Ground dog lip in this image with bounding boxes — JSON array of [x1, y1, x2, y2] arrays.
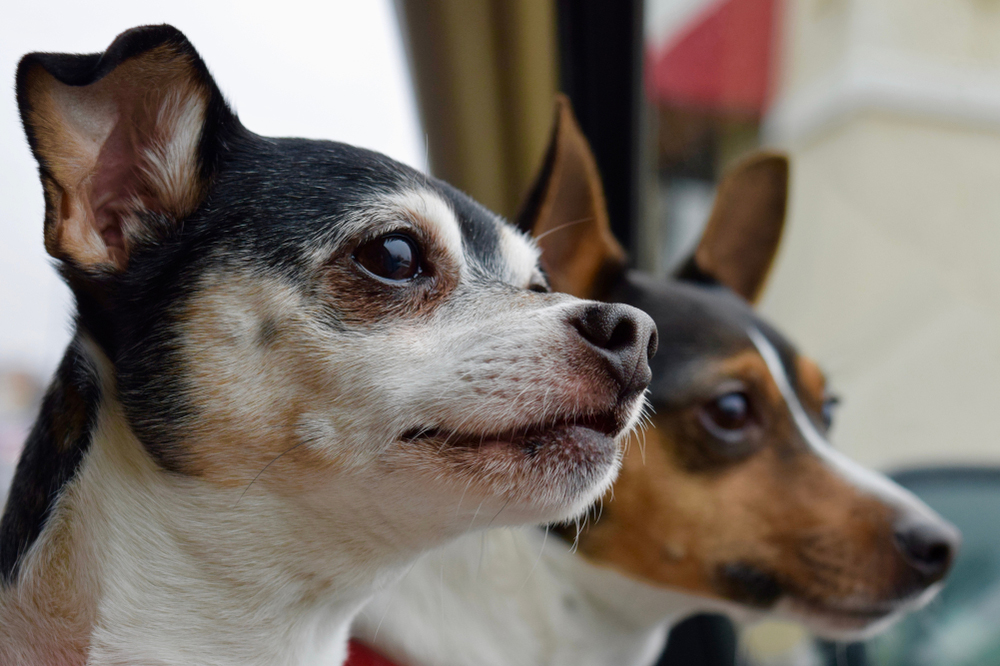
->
[[401, 409, 624, 448], [784, 582, 911, 625], [717, 562, 901, 624], [788, 596, 899, 624]]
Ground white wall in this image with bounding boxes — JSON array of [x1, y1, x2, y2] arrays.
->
[[763, 0, 1000, 470]]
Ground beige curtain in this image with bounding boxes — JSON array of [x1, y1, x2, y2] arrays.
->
[[395, 0, 558, 219]]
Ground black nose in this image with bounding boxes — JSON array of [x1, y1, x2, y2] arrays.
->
[[569, 303, 657, 397], [894, 516, 961, 583]]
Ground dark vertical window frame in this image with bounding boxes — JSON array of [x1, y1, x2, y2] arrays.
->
[[556, 0, 645, 256]]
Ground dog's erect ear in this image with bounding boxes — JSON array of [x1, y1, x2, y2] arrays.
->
[[676, 152, 789, 303], [516, 95, 626, 299], [17, 25, 236, 272]]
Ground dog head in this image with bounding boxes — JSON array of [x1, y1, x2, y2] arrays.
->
[[525, 98, 959, 639], [12, 27, 655, 563]]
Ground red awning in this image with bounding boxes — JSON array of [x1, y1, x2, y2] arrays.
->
[[646, 0, 780, 116]]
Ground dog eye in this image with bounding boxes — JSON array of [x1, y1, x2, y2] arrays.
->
[[699, 391, 752, 439], [355, 233, 423, 282], [821, 394, 840, 429]]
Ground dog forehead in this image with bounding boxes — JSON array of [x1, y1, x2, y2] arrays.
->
[[615, 274, 801, 402], [193, 137, 538, 286], [434, 181, 540, 283]]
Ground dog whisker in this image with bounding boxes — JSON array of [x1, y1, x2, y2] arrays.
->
[[485, 498, 511, 531], [234, 436, 318, 507], [533, 216, 594, 242], [454, 475, 477, 519], [515, 526, 549, 597], [371, 558, 420, 642]]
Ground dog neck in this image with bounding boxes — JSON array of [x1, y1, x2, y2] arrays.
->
[[0, 340, 414, 666], [356, 528, 721, 666]]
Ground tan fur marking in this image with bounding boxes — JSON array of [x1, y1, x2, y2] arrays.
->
[[796, 356, 828, 415], [0, 477, 97, 665], [179, 276, 341, 487]]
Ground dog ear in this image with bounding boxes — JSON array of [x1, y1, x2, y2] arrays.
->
[[16, 25, 236, 273], [516, 95, 627, 299], [675, 152, 789, 303]]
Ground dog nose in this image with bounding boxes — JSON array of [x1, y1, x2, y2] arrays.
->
[[570, 303, 657, 397], [893, 516, 961, 583]]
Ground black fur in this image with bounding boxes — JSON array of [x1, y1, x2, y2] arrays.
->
[[0, 344, 100, 582], [672, 255, 721, 289], [715, 562, 783, 608]]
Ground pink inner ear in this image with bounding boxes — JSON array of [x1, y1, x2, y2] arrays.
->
[[89, 111, 147, 255], [27, 46, 210, 270]]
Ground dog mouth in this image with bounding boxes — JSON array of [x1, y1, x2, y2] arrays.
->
[[401, 408, 625, 452], [790, 598, 897, 624], [398, 399, 643, 517], [716, 562, 899, 628]]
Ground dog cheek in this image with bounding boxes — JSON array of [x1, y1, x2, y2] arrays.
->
[[169, 273, 360, 487]]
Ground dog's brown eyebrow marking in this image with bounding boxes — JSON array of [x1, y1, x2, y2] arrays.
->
[[795, 356, 827, 412]]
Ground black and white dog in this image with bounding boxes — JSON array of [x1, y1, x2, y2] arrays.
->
[[0, 26, 655, 665]]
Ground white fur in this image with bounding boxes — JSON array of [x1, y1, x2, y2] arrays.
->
[[355, 528, 741, 666], [140, 86, 208, 215], [2, 346, 381, 665], [497, 224, 543, 288]]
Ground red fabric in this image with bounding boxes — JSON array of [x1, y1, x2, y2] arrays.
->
[[345, 639, 402, 666], [646, 0, 781, 115]]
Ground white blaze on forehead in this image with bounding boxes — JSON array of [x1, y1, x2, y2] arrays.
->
[[498, 224, 542, 287], [746, 327, 939, 519], [387, 189, 466, 271]]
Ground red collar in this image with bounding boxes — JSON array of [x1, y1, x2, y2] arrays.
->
[[346, 639, 403, 666]]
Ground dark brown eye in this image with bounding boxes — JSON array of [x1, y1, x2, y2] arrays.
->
[[821, 394, 840, 429], [700, 391, 752, 440], [355, 233, 423, 282]]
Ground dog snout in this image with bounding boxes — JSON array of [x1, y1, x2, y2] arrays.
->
[[893, 513, 961, 584], [569, 303, 657, 397]]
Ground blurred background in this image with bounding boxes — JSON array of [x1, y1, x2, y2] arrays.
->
[[3, 0, 999, 664]]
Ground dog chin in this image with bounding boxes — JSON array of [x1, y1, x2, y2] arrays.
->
[[715, 562, 943, 643], [779, 583, 943, 642], [521, 393, 648, 524]]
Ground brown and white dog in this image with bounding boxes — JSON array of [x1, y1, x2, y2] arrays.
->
[[352, 99, 960, 666], [0, 31, 655, 665]]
